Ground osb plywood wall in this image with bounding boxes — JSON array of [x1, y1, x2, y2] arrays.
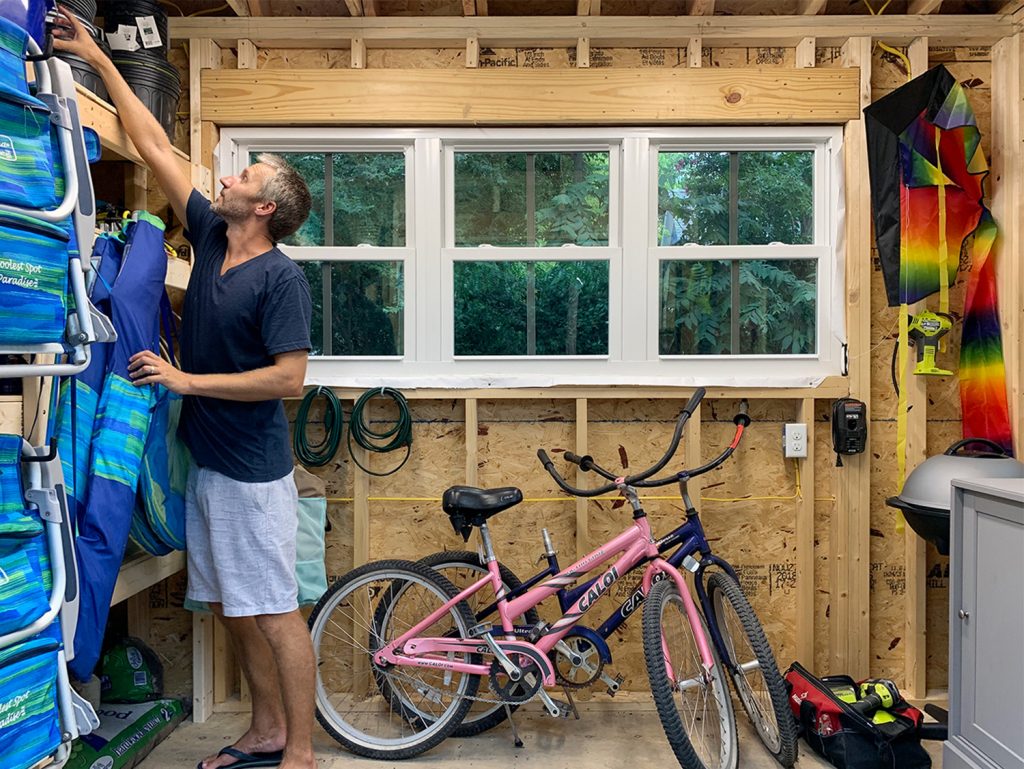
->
[[145, 39, 995, 696]]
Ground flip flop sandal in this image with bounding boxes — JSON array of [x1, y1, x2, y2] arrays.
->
[[196, 746, 285, 769]]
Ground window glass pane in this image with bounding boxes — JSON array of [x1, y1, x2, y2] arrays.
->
[[738, 151, 813, 245], [657, 152, 729, 246], [659, 259, 816, 355], [332, 153, 406, 246], [454, 261, 609, 356], [300, 260, 403, 356], [657, 150, 814, 246], [454, 152, 610, 247], [254, 152, 325, 247]]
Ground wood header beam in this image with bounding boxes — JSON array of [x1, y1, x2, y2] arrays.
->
[[202, 67, 861, 125], [169, 15, 1014, 48]]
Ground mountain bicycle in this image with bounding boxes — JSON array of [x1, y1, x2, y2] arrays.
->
[[308, 389, 793, 768], [401, 397, 798, 766]]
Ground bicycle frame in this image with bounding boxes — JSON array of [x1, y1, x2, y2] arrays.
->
[[468, 501, 741, 674], [375, 513, 715, 686]]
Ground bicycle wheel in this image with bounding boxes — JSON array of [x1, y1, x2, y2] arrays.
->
[[308, 559, 479, 759], [707, 571, 797, 767], [642, 578, 738, 769], [418, 551, 542, 737]]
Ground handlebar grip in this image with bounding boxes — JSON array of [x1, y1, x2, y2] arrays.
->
[[537, 448, 554, 468], [682, 387, 706, 416], [563, 451, 582, 465], [563, 452, 596, 471], [734, 398, 751, 427]]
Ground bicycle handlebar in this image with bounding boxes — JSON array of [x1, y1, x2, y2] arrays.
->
[[537, 392, 749, 497]]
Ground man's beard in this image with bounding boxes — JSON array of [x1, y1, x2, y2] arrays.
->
[[210, 194, 255, 223]]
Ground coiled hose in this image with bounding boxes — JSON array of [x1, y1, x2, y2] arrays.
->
[[293, 386, 344, 467], [347, 387, 413, 477]]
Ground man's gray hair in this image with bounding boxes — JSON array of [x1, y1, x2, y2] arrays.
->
[[256, 153, 312, 243]]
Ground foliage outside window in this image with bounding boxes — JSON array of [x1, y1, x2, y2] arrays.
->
[[269, 151, 406, 357], [656, 150, 817, 356]]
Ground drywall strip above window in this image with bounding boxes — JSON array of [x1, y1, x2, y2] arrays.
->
[[200, 68, 861, 126]]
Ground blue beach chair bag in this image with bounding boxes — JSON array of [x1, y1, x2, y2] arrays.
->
[[0, 211, 70, 345], [0, 628, 63, 769], [0, 18, 59, 211], [0, 435, 50, 638]]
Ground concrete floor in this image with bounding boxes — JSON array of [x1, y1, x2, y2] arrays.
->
[[138, 696, 945, 769]]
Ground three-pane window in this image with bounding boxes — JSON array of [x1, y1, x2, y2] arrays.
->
[[227, 128, 842, 385]]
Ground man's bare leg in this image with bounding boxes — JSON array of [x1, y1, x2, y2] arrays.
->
[[200, 606, 288, 769], [255, 609, 317, 769]]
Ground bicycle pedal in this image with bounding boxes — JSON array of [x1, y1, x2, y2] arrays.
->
[[536, 689, 572, 718], [468, 622, 493, 637]]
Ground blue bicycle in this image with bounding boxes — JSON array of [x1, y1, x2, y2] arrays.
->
[[410, 392, 797, 766]]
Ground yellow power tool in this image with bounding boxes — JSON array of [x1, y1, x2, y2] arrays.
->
[[908, 311, 954, 376]]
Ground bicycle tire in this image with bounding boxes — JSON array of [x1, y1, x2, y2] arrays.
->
[[642, 578, 738, 769], [707, 571, 798, 767], [308, 559, 479, 759], [419, 550, 542, 737]]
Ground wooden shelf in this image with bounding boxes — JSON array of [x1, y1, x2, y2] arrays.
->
[[76, 85, 191, 177], [111, 550, 186, 606]]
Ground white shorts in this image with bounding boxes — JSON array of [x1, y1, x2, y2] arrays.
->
[[185, 464, 299, 617]]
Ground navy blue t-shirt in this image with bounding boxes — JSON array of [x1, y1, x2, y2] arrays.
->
[[178, 189, 311, 482]]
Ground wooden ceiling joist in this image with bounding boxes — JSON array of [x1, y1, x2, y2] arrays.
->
[[344, 0, 363, 16], [908, 0, 943, 13], [169, 15, 1015, 48], [364, 0, 377, 16], [244, 0, 268, 16], [463, 0, 476, 15], [225, 0, 249, 16], [688, 0, 715, 15]]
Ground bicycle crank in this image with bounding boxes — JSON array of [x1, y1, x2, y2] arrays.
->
[[488, 646, 548, 704]]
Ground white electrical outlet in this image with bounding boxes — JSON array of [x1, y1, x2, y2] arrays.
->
[[783, 423, 808, 458]]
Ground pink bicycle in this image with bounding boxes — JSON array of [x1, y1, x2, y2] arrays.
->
[[309, 389, 743, 767]]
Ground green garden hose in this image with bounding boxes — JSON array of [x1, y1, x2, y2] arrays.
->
[[293, 386, 344, 467], [347, 387, 413, 477]]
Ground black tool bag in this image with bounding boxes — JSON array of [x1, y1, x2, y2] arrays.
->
[[785, 662, 932, 769]]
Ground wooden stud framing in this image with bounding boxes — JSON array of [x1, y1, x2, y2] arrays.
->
[[353, 443, 370, 567], [798, 0, 828, 13], [687, 37, 702, 67], [125, 593, 150, 645], [236, 38, 257, 69], [796, 399, 816, 667], [466, 35, 479, 68], [577, 0, 592, 13], [351, 37, 366, 69], [683, 402, 703, 513], [688, 0, 715, 14], [364, 0, 377, 17], [123, 164, 147, 212], [992, 31, 1024, 460], [477, 0, 489, 16], [835, 36, 873, 680], [213, 618, 234, 703], [170, 15, 1014, 48], [462, 0, 476, 15], [903, 35, 929, 700], [192, 613, 215, 723], [465, 398, 479, 486], [201, 68, 861, 126], [575, 399, 589, 560], [577, 37, 591, 68], [796, 36, 816, 68], [189, 38, 220, 191], [344, 0, 362, 16]]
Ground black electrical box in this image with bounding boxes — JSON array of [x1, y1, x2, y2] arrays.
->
[[831, 398, 867, 456]]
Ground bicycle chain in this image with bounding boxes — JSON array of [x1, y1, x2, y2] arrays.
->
[[377, 653, 549, 708]]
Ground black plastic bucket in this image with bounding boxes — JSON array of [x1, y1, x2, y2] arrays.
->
[[57, 52, 108, 101], [100, 0, 168, 58], [62, 0, 98, 22], [112, 51, 180, 140]]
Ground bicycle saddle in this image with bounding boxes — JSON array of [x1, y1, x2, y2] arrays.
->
[[442, 485, 523, 541]]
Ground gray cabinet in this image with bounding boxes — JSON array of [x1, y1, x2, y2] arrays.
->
[[945, 478, 1024, 769]]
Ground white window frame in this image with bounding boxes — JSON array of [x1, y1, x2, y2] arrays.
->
[[219, 126, 844, 389]]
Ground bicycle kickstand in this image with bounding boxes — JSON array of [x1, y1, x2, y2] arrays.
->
[[504, 704, 524, 748], [561, 686, 581, 720]]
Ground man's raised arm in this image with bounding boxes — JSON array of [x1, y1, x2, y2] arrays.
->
[[52, 7, 192, 224]]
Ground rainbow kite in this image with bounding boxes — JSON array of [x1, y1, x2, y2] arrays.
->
[[865, 65, 1013, 455]]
